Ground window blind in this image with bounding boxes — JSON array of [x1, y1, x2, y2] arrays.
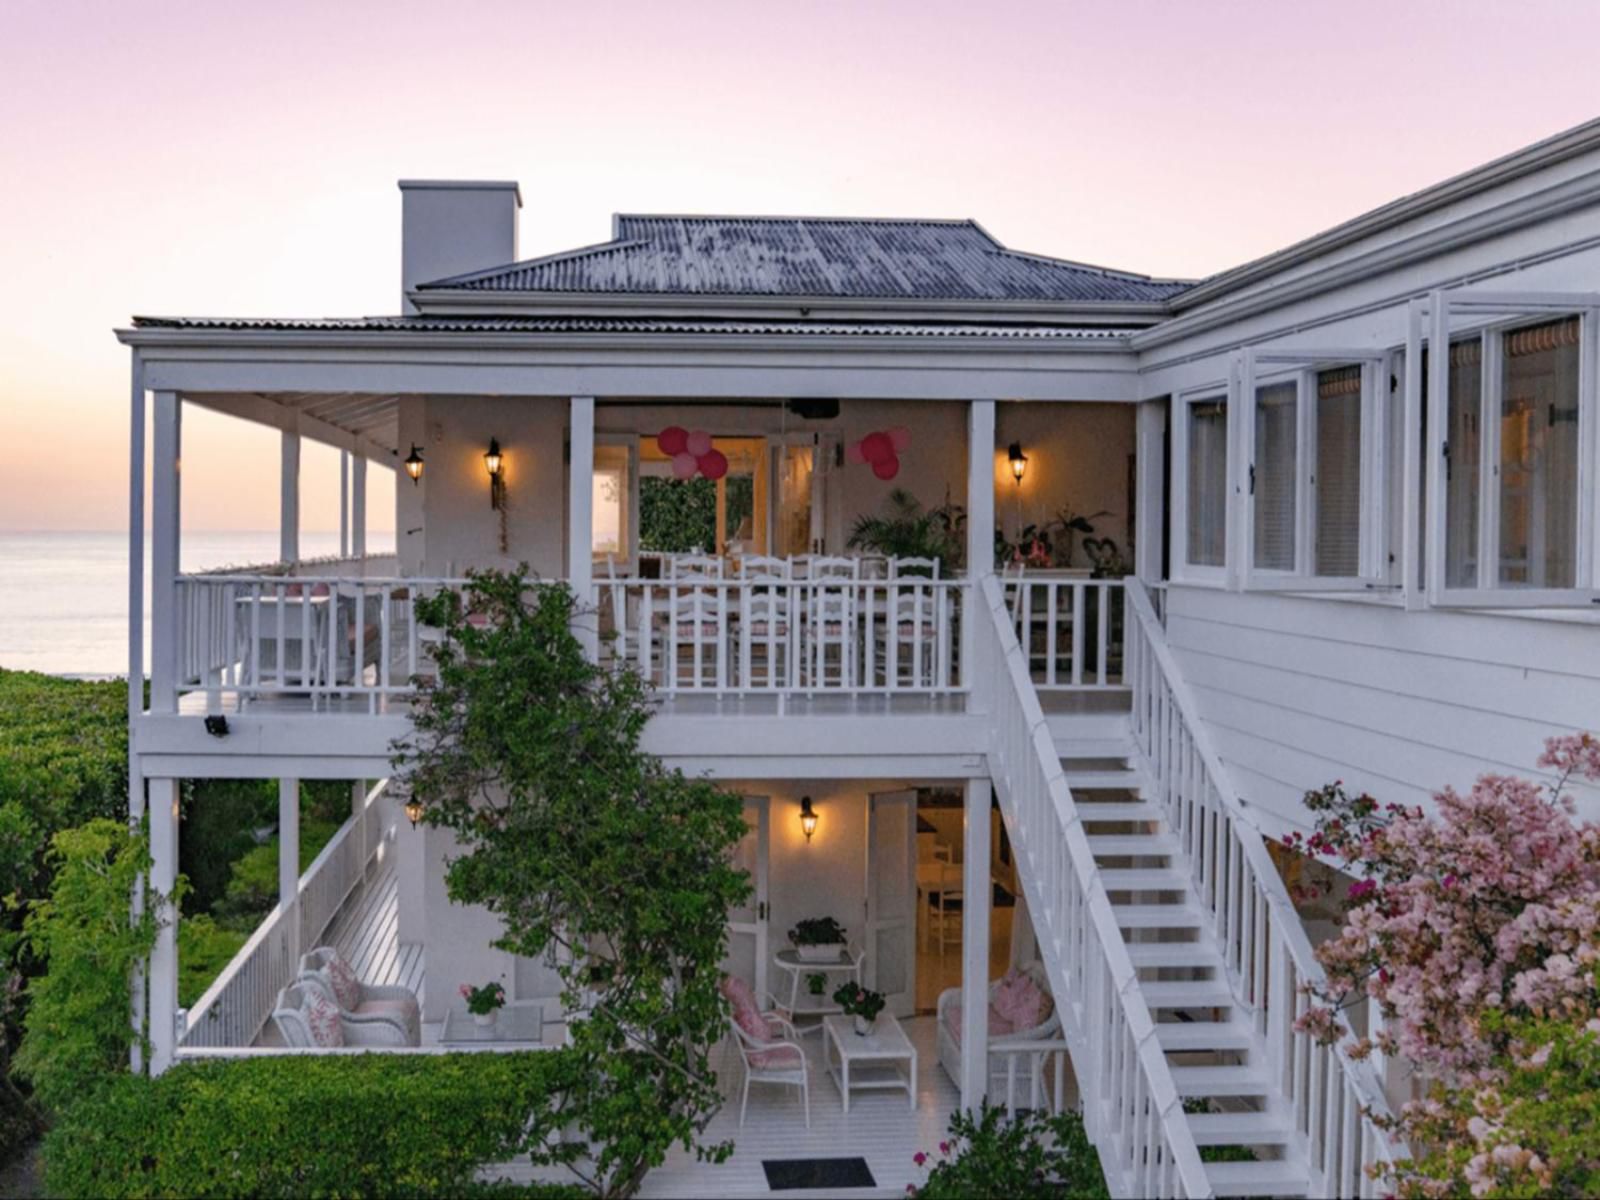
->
[[1186, 400, 1228, 567], [1315, 367, 1362, 576], [1253, 382, 1297, 571]]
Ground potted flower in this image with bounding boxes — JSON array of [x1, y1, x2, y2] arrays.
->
[[460, 980, 506, 1027], [834, 982, 886, 1036], [788, 916, 847, 963], [806, 972, 827, 997]]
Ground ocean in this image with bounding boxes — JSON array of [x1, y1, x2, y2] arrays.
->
[[0, 532, 394, 678]]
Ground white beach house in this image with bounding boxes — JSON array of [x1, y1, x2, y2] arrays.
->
[[118, 117, 1600, 1198]]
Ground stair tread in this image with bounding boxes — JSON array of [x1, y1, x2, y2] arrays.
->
[[1126, 942, 1217, 967], [1203, 1159, 1312, 1196], [1087, 834, 1179, 856], [1155, 1021, 1255, 1050], [1142, 980, 1234, 1006], [1061, 769, 1147, 790], [1169, 1064, 1273, 1096], [1186, 1111, 1297, 1144], [1100, 868, 1188, 889], [1076, 802, 1163, 823], [1113, 903, 1205, 928]]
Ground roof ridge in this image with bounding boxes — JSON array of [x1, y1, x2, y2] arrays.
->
[[418, 236, 645, 289], [615, 213, 981, 228]]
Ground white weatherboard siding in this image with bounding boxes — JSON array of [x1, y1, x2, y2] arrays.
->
[[1166, 585, 1600, 835]]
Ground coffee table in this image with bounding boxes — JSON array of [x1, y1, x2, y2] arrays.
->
[[822, 1013, 916, 1112], [439, 1000, 545, 1048]]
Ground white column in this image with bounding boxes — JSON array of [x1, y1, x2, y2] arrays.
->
[[339, 450, 350, 558], [150, 391, 181, 714], [351, 455, 368, 558], [126, 357, 146, 1069], [568, 396, 596, 656], [279, 778, 300, 967], [1134, 399, 1167, 583], [960, 775, 994, 1111], [280, 428, 301, 564], [964, 400, 996, 686], [147, 777, 180, 1074]]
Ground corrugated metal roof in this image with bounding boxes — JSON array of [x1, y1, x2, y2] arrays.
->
[[128, 314, 1135, 340], [416, 217, 1190, 304]]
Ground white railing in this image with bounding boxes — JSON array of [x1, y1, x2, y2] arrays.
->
[[973, 574, 1211, 1199], [1123, 581, 1400, 1197], [174, 575, 466, 711], [1004, 576, 1126, 690], [179, 782, 394, 1050], [595, 578, 965, 698]]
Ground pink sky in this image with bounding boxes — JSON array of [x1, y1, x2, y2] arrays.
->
[[2, 0, 1598, 533]]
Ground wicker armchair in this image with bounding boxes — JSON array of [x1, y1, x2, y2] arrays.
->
[[297, 946, 421, 1047]]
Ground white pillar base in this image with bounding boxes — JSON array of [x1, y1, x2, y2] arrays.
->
[[959, 775, 994, 1111]]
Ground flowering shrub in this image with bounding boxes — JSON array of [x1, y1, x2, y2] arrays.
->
[[909, 1103, 1107, 1199], [1287, 732, 1600, 1197], [460, 981, 507, 1016], [832, 983, 885, 1023]]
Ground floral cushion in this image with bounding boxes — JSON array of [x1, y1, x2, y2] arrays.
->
[[943, 1001, 1013, 1045], [994, 972, 1053, 1032], [305, 989, 345, 1048], [720, 976, 774, 1044], [748, 1041, 804, 1070], [325, 954, 362, 1010]]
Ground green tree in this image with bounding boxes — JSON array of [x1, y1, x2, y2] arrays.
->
[[394, 570, 749, 1198], [639, 476, 717, 553], [13, 819, 166, 1115]]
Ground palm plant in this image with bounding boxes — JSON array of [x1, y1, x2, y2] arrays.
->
[[847, 489, 962, 568]]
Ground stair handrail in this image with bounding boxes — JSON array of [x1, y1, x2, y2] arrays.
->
[[1122, 579, 1401, 1194], [975, 574, 1213, 1198]]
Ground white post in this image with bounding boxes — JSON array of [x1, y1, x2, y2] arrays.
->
[[353, 779, 367, 868], [339, 450, 350, 558], [127, 356, 147, 1070], [964, 400, 996, 686], [351, 455, 368, 559], [279, 778, 300, 967], [150, 391, 181, 714], [1135, 399, 1167, 583], [960, 775, 994, 1112], [280, 427, 301, 564], [569, 396, 596, 656], [147, 777, 180, 1074]]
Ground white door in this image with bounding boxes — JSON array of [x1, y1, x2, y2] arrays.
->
[[866, 789, 918, 1018], [724, 797, 771, 1001]]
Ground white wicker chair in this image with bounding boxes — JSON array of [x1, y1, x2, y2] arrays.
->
[[272, 981, 413, 1048], [297, 947, 421, 1047], [936, 962, 1062, 1105], [728, 1009, 810, 1128]]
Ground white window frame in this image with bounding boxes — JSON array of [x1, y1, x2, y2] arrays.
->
[[1238, 346, 1389, 592], [1425, 289, 1600, 609], [594, 433, 639, 565], [1172, 381, 1233, 585]]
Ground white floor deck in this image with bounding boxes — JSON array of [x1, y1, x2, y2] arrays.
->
[[322, 851, 426, 1000]]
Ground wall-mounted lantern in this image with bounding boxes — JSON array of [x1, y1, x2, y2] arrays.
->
[[403, 795, 425, 827], [404, 444, 425, 485], [799, 796, 819, 842], [1008, 442, 1029, 485], [485, 438, 505, 511]]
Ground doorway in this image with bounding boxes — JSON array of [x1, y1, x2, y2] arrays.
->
[[912, 788, 1016, 1014]]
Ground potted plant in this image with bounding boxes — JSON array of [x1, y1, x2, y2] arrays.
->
[[806, 972, 827, 996], [460, 980, 506, 1027], [834, 982, 886, 1036], [788, 915, 847, 963]]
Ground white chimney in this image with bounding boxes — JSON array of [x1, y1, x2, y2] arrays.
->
[[399, 180, 522, 313]]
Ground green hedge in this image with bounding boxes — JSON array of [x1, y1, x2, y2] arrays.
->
[[43, 1051, 584, 1199]]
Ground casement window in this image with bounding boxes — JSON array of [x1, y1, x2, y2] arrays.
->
[[1238, 348, 1386, 589], [1178, 391, 1229, 576], [592, 438, 637, 561], [1424, 291, 1599, 607]]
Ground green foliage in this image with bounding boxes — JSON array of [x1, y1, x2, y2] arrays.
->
[[0, 671, 127, 839], [395, 570, 750, 1198], [177, 915, 247, 1009], [787, 915, 846, 946], [41, 1051, 586, 1199], [847, 488, 962, 569], [913, 1103, 1109, 1198], [832, 983, 885, 1022], [639, 476, 716, 553], [178, 778, 275, 915], [212, 817, 338, 928], [13, 820, 165, 1115]]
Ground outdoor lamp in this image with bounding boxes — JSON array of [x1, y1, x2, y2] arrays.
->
[[484, 437, 503, 479], [799, 796, 819, 842], [485, 438, 506, 513], [403, 795, 425, 828], [1008, 442, 1028, 485], [404, 444, 425, 484]]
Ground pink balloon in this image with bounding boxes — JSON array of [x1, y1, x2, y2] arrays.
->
[[698, 449, 729, 480], [671, 452, 699, 480], [686, 429, 713, 457], [888, 425, 912, 452], [871, 453, 900, 481], [657, 426, 688, 456], [845, 440, 869, 465], [860, 431, 894, 464]]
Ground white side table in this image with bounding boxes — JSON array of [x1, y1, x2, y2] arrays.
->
[[772, 947, 862, 1032], [822, 1013, 917, 1112]]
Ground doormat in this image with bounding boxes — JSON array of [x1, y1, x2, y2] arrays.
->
[[761, 1157, 877, 1190]]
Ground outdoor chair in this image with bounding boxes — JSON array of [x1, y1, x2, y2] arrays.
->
[[297, 946, 421, 1046], [721, 975, 809, 1128], [272, 980, 414, 1049]]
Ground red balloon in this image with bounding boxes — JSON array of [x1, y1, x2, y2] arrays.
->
[[699, 449, 729, 480], [686, 429, 714, 457], [871, 453, 900, 481], [671, 452, 699, 480], [657, 426, 689, 456], [888, 425, 912, 452], [861, 431, 894, 463]]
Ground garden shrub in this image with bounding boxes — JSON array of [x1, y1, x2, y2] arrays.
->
[[177, 915, 248, 1008], [911, 1103, 1109, 1198], [41, 1051, 585, 1199]]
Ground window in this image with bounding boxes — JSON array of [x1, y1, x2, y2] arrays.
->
[[1253, 381, 1297, 571], [1314, 367, 1363, 577], [1184, 396, 1228, 569], [1425, 293, 1598, 607], [592, 442, 634, 560]]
